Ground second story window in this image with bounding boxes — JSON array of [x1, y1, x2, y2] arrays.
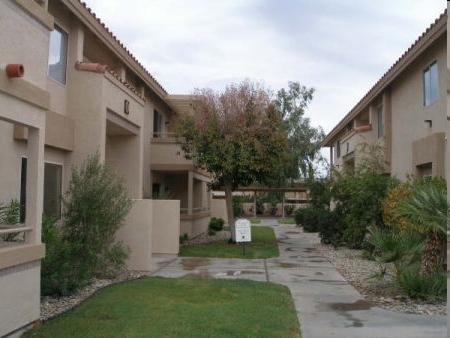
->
[[377, 105, 383, 138], [423, 61, 438, 106], [48, 25, 68, 84], [153, 110, 163, 137]]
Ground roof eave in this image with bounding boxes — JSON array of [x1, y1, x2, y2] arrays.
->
[[322, 10, 447, 147]]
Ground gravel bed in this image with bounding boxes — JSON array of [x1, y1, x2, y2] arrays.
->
[[182, 230, 232, 245], [315, 243, 446, 316]]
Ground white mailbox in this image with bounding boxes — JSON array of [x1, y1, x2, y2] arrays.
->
[[235, 218, 251, 243]]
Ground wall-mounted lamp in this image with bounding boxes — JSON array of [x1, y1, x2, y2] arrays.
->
[[424, 119, 432, 127]]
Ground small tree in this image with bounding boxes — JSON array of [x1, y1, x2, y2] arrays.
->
[[273, 82, 325, 180], [175, 80, 288, 240], [62, 153, 132, 279], [393, 183, 448, 275]]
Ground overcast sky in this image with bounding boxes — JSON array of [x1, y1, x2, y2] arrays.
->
[[83, 0, 445, 135]]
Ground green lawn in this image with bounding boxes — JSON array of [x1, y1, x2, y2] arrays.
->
[[277, 218, 296, 224], [180, 226, 279, 258], [24, 278, 300, 338], [250, 217, 261, 224]]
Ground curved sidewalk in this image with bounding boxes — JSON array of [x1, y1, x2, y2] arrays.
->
[[151, 220, 446, 338]]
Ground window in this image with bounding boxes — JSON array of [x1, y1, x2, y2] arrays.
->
[[336, 140, 341, 158], [423, 62, 438, 106], [377, 105, 383, 138], [43, 163, 62, 219], [20, 159, 62, 222], [416, 163, 432, 178], [153, 110, 163, 137], [48, 25, 68, 84]]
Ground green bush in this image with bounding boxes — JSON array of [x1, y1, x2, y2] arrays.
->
[[317, 208, 343, 247], [62, 153, 131, 284], [209, 217, 225, 232], [295, 207, 320, 232], [284, 204, 294, 216], [365, 226, 424, 273], [331, 168, 397, 249], [397, 268, 446, 300], [232, 196, 244, 217], [41, 217, 84, 296]]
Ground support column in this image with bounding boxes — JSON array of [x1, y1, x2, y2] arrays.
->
[[187, 171, 193, 215], [25, 127, 45, 244]]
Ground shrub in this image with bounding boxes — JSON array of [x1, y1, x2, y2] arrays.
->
[[179, 233, 188, 245], [209, 217, 225, 232], [318, 208, 344, 247], [62, 153, 132, 282], [331, 168, 397, 249], [284, 204, 294, 216], [365, 226, 424, 273], [41, 217, 83, 296], [269, 201, 278, 216], [397, 268, 446, 300], [295, 207, 321, 232], [232, 196, 244, 218]]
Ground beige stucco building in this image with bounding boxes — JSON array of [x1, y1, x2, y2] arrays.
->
[[0, 1, 212, 335], [323, 11, 447, 181]]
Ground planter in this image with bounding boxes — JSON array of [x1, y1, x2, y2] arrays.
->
[[354, 124, 372, 133], [6, 64, 24, 78], [75, 61, 108, 74]]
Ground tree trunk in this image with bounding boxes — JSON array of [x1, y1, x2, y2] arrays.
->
[[224, 182, 235, 242], [420, 231, 443, 275]]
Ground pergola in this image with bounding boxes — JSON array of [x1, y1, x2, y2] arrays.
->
[[235, 186, 309, 218]]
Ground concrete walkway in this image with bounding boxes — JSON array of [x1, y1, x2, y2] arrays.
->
[[151, 220, 446, 338]]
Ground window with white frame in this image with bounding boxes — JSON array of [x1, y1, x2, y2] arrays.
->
[[423, 61, 438, 106], [48, 24, 68, 84]]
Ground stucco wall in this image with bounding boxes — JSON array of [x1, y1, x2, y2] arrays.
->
[[116, 199, 153, 271], [0, 261, 41, 337], [151, 200, 180, 254], [390, 35, 446, 180], [211, 198, 228, 223]]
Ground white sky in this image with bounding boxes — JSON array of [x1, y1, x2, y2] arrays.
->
[[83, 0, 445, 136]]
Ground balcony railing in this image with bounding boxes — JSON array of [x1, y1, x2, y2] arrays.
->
[[152, 132, 176, 139], [0, 224, 32, 248]]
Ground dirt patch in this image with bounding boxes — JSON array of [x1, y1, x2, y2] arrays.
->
[[278, 262, 298, 268], [329, 299, 373, 311], [181, 258, 210, 271]]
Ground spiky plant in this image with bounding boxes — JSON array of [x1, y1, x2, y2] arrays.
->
[[393, 184, 448, 275]]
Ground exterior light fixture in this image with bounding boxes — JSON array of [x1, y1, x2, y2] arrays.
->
[[424, 119, 432, 127]]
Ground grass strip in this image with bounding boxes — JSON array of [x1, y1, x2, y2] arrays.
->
[[24, 277, 300, 338]]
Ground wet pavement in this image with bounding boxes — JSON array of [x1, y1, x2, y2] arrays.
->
[[151, 219, 447, 338]]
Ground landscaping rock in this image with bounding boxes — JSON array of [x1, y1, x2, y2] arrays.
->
[[315, 243, 446, 316]]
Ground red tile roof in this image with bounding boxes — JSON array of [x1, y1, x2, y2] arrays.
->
[[79, 0, 168, 97]]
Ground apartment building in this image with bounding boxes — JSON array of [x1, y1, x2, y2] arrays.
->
[[323, 11, 447, 181], [0, 1, 211, 335]]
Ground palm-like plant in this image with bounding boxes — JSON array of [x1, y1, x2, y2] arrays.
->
[[393, 184, 448, 275]]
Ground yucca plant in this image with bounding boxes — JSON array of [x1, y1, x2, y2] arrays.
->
[[393, 184, 448, 275]]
